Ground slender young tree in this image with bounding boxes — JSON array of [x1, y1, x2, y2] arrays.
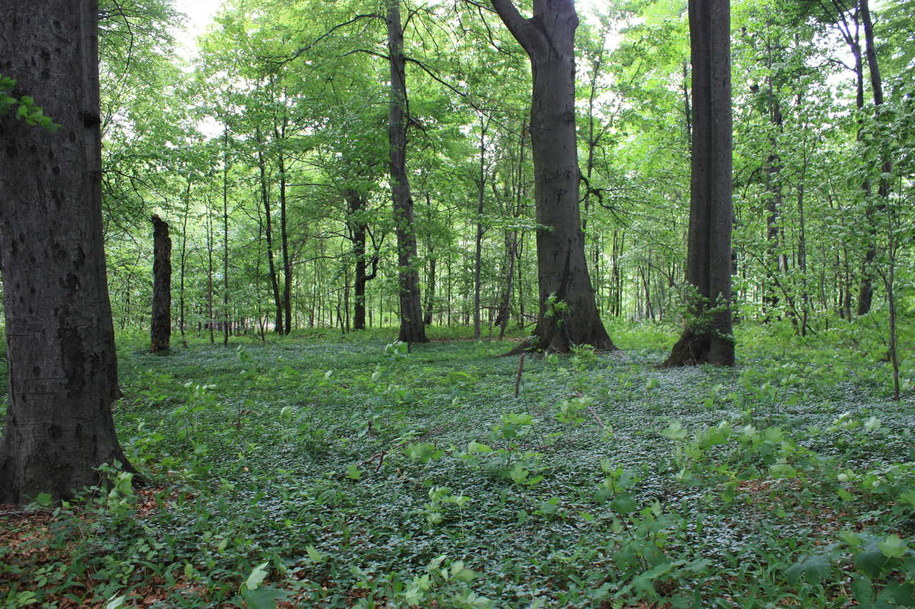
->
[[0, 0, 133, 503], [490, 0, 614, 352], [387, 0, 428, 344], [664, 0, 735, 366]]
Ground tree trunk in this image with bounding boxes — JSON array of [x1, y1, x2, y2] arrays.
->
[[856, 0, 890, 316], [222, 128, 231, 346], [346, 189, 378, 331], [424, 252, 436, 327], [491, 0, 614, 353], [0, 0, 132, 504], [277, 143, 292, 334], [473, 118, 488, 340], [150, 215, 172, 353], [664, 0, 735, 367], [206, 196, 215, 344], [179, 180, 191, 342], [256, 129, 283, 334], [387, 0, 428, 344]]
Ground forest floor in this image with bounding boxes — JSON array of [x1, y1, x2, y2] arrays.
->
[[1, 322, 914, 608]]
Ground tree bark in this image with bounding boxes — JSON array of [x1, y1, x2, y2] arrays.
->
[[222, 128, 231, 345], [0, 0, 133, 503], [664, 0, 735, 367], [855, 0, 890, 316], [150, 215, 172, 353], [275, 122, 293, 334], [255, 129, 284, 334], [491, 0, 614, 353], [473, 118, 488, 340], [387, 0, 428, 344], [345, 189, 378, 331]]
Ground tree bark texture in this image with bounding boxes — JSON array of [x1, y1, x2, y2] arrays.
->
[[387, 0, 428, 344], [150, 215, 172, 353], [0, 0, 132, 503], [491, 0, 614, 353], [664, 0, 735, 367]]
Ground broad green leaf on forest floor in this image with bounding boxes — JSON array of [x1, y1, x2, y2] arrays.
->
[[244, 562, 269, 591], [405, 441, 443, 463], [305, 545, 325, 563], [105, 594, 127, 609], [786, 554, 832, 584], [877, 534, 909, 558], [899, 489, 915, 508], [661, 421, 688, 441], [769, 463, 798, 478]]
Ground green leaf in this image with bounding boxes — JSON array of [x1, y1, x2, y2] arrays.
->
[[610, 493, 638, 514], [855, 545, 890, 579], [345, 464, 362, 480], [244, 562, 270, 591], [877, 583, 915, 607], [305, 545, 325, 563], [877, 534, 908, 559], [405, 441, 442, 463], [661, 421, 688, 441], [241, 586, 287, 609], [769, 463, 797, 478], [785, 554, 832, 584], [850, 575, 875, 604], [106, 594, 128, 609], [898, 489, 915, 509], [34, 492, 54, 507]]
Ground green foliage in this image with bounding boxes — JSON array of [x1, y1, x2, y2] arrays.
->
[[1, 328, 911, 607], [0, 75, 59, 131]]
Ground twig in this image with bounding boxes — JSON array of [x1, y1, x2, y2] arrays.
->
[[588, 406, 606, 429], [360, 450, 387, 473], [514, 352, 526, 398]]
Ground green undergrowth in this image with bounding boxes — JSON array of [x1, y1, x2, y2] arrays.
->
[[0, 322, 913, 608]]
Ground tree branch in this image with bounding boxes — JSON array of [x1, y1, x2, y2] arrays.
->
[[489, 0, 538, 55]]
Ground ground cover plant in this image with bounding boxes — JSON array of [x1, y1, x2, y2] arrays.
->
[[1, 322, 913, 608]]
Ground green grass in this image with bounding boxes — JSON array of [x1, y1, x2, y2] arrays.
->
[[1, 322, 913, 608]]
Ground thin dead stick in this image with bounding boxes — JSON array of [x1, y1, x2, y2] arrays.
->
[[514, 352, 526, 398], [588, 406, 606, 429]]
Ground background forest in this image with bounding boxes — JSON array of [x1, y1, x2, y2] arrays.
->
[[92, 0, 912, 356], [1, 0, 915, 607]]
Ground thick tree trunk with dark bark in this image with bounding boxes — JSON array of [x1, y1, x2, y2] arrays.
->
[[150, 215, 172, 353], [387, 0, 428, 345], [491, 0, 614, 353], [664, 0, 735, 367], [0, 0, 132, 504]]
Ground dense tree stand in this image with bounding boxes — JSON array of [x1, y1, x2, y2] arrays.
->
[[492, 0, 615, 354], [0, 0, 133, 503], [663, 0, 735, 367]]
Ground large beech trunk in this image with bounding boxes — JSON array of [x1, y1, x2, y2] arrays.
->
[[0, 0, 132, 503], [491, 0, 614, 353], [387, 0, 428, 344], [664, 0, 735, 367], [150, 215, 172, 353]]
